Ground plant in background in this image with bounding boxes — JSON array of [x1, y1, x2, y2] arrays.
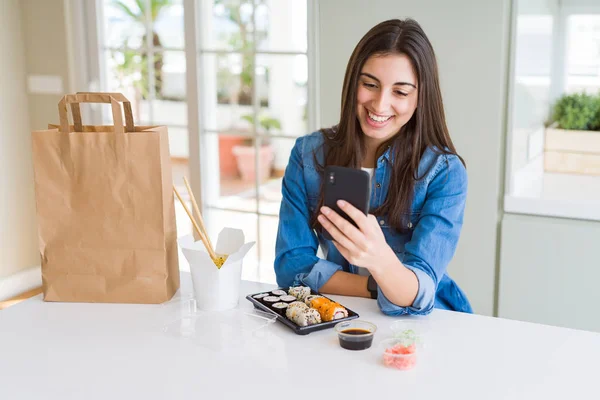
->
[[549, 92, 600, 131], [240, 113, 281, 145], [112, 0, 172, 99], [214, 0, 268, 105], [111, 48, 148, 118], [590, 95, 600, 131]]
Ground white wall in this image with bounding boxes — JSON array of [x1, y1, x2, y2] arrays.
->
[[563, 0, 600, 7], [499, 214, 600, 332], [21, 0, 70, 131], [0, 1, 39, 283], [317, 0, 510, 316]]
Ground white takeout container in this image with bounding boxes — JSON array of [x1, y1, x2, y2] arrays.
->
[[178, 228, 255, 311]]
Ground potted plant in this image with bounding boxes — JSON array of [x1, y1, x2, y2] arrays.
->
[[545, 92, 600, 176], [232, 114, 281, 183]]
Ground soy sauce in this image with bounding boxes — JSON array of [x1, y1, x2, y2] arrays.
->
[[339, 328, 373, 350], [342, 329, 371, 335]]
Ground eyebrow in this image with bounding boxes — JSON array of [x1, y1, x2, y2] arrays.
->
[[359, 72, 417, 88]]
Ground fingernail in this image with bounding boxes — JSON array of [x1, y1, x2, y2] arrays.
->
[[318, 215, 325, 223], [321, 207, 330, 215], [337, 200, 346, 207]]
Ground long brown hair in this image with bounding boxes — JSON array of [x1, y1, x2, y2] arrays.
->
[[312, 18, 464, 232]]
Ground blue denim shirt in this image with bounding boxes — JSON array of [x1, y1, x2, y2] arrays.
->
[[275, 131, 472, 315]]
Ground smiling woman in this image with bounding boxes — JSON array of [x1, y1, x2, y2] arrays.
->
[[356, 55, 418, 154], [275, 19, 472, 316]]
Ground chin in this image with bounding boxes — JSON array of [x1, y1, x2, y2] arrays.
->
[[359, 121, 399, 142]]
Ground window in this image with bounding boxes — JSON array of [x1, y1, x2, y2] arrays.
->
[[504, 0, 600, 222], [565, 14, 600, 94], [83, 0, 315, 283], [192, 0, 310, 284], [99, 0, 188, 148]]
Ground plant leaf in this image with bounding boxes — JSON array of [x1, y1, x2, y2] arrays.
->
[[112, 0, 141, 23]]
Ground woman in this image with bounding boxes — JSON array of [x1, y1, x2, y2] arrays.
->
[[274, 18, 472, 315]]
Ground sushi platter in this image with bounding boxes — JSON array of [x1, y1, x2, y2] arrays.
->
[[246, 286, 359, 335]]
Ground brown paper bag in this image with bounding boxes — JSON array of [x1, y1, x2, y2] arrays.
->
[[31, 93, 180, 303]]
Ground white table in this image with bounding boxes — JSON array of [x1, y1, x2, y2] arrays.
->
[[1, 272, 599, 400]]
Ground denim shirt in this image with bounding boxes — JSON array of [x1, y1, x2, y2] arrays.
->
[[274, 131, 473, 315]]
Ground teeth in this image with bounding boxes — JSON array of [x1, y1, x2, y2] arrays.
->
[[368, 111, 392, 123]]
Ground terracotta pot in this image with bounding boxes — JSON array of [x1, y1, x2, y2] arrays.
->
[[232, 144, 275, 183], [219, 136, 246, 178]]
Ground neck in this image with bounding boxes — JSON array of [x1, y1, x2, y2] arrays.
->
[[362, 137, 380, 168], [361, 154, 376, 168]]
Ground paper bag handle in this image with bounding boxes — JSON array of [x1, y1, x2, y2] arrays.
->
[[73, 92, 135, 132], [58, 93, 135, 134]]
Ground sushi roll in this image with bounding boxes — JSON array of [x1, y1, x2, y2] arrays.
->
[[304, 294, 324, 306], [288, 286, 311, 301], [262, 296, 280, 305], [271, 289, 287, 296], [301, 308, 322, 326], [285, 301, 322, 326], [285, 301, 309, 320], [320, 302, 348, 321], [280, 295, 298, 303], [252, 292, 269, 300], [271, 302, 288, 316], [307, 296, 330, 310], [305, 296, 348, 322], [285, 301, 307, 325]]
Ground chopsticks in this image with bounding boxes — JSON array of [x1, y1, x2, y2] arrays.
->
[[182, 177, 214, 253], [173, 179, 218, 262]]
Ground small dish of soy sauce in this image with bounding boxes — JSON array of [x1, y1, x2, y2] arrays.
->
[[334, 320, 377, 350]]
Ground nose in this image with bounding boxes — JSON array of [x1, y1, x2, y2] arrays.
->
[[372, 91, 391, 114]]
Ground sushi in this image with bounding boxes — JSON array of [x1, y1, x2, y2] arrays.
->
[[262, 296, 280, 305], [304, 294, 324, 306], [271, 289, 287, 296], [288, 286, 311, 301], [271, 302, 289, 315], [280, 295, 298, 303], [320, 302, 348, 322], [305, 296, 329, 309], [285, 301, 321, 326], [305, 296, 348, 322], [252, 293, 269, 300], [286, 301, 307, 316]]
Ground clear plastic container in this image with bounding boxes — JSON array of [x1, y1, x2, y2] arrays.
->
[[389, 319, 428, 348], [334, 320, 377, 350], [162, 308, 277, 350], [160, 290, 195, 313], [380, 337, 419, 370]]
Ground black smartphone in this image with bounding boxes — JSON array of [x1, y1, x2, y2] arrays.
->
[[322, 165, 371, 241]]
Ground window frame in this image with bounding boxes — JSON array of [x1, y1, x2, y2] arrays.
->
[[185, 0, 318, 268], [74, 0, 320, 272], [560, 4, 600, 94], [503, 0, 600, 223]]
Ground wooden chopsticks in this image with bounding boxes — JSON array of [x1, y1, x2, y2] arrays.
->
[[182, 177, 214, 253], [173, 178, 218, 262]]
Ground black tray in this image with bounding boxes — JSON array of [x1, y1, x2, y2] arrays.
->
[[245, 288, 359, 335]]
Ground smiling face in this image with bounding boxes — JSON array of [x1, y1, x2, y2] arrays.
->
[[356, 53, 419, 148]]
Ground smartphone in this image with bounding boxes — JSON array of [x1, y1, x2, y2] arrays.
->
[[322, 165, 371, 241]]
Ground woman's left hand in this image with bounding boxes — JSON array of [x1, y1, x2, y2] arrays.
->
[[318, 200, 396, 273]]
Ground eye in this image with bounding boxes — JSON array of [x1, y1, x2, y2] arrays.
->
[[395, 90, 408, 97], [362, 82, 377, 89]]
